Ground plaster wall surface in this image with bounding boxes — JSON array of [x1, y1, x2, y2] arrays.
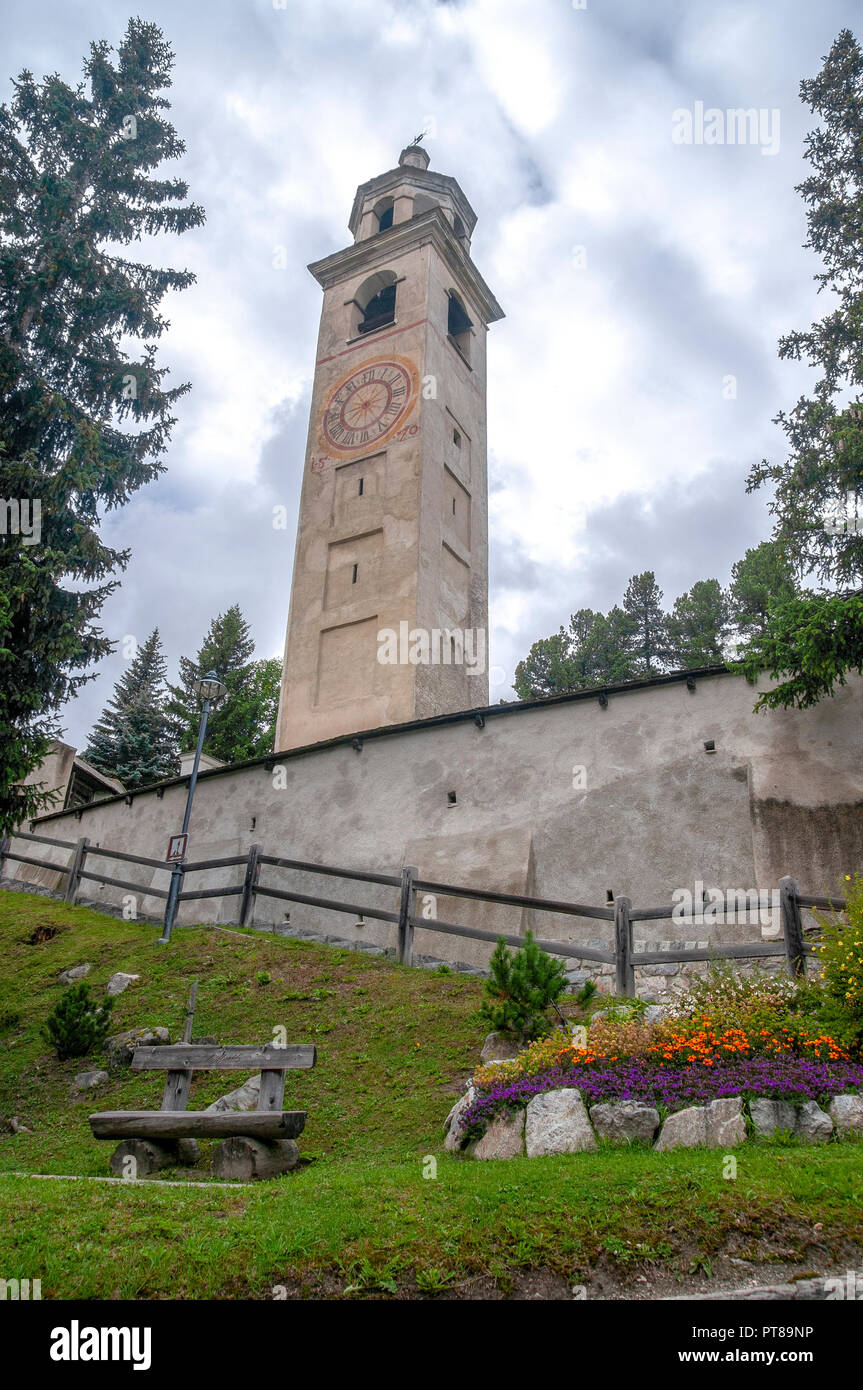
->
[[11, 672, 862, 970]]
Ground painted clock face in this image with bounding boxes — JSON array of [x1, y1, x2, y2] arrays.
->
[[320, 357, 417, 455]]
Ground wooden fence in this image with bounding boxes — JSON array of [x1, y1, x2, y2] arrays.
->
[[0, 829, 848, 996]]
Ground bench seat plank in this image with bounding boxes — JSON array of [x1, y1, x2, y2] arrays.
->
[[90, 1111, 307, 1140], [130, 1045, 316, 1072]]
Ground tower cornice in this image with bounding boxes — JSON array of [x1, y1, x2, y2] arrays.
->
[[308, 207, 504, 326]]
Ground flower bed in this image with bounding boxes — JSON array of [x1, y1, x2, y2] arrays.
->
[[460, 1019, 863, 1140], [461, 1056, 863, 1138]]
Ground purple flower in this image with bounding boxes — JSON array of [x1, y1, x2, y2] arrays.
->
[[460, 1057, 863, 1133]]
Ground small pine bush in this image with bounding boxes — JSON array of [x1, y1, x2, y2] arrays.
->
[[480, 931, 568, 1041], [42, 983, 114, 1060]]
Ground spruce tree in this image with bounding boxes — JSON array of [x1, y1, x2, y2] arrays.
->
[[0, 19, 204, 830], [744, 29, 863, 707], [668, 579, 730, 667], [622, 572, 674, 676], [84, 628, 178, 789], [728, 542, 798, 642], [167, 606, 278, 762], [513, 628, 578, 699]]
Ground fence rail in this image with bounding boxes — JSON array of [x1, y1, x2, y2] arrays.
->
[[0, 828, 848, 996]]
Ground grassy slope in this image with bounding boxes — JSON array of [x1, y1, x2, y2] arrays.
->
[[1, 890, 862, 1300]]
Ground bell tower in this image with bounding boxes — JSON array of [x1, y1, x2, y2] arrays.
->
[[274, 145, 503, 752]]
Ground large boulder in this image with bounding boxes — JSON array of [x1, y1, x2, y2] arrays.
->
[[106, 972, 140, 997], [643, 1004, 670, 1024], [749, 1097, 797, 1138], [443, 1087, 475, 1153], [205, 1075, 261, 1113], [655, 1098, 746, 1151], [466, 1110, 525, 1160], [795, 1100, 834, 1144], [655, 1105, 708, 1151], [58, 964, 90, 985], [706, 1097, 746, 1147], [589, 1100, 660, 1145], [72, 1069, 109, 1092], [828, 1094, 863, 1137], [105, 1026, 169, 1066], [524, 1089, 597, 1157], [480, 1032, 521, 1064]]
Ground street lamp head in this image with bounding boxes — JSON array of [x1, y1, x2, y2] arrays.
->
[[194, 670, 227, 704]]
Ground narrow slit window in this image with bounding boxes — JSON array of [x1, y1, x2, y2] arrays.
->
[[358, 477, 364, 496], [452, 497, 456, 514], [453, 429, 461, 447], [352, 563, 358, 584]]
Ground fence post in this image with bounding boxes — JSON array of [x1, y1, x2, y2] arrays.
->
[[239, 843, 262, 927], [64, 837, 89, 905], [614, 895, 634, 997], [397, 865, 418, 966], [779, 875, 806, 979]]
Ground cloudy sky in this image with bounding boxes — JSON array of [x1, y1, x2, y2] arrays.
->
[[2, 0, 853, 743]]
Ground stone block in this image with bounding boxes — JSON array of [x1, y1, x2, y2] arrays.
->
[[589, 1101, 659, 1144], [467, 1109, 525, 1160], [205, 1075, 261, 1113], [443, 1087, 475, 1153], [105, 1027, 169, 1066], [58, 964, 90, 985], [525, 1089, 596, 1157], [655, 1105, 708, 1151], [706, 1096, 746, 1147], [828, 1094, 863, 1137], [480, 1031, 521, 1064], [72, 1069, 109, 1092], [795, 1100, 833, 1144], [106, 972, 140, 996], [749, 1097, 797, 1138]]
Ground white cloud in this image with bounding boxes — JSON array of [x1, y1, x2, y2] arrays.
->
[[0, 0, 848, 734]]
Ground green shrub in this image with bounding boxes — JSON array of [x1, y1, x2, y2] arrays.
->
[[810, 874, 863, 1053], [480, 931, 568, 1041], [574, 979, 597, 1006], [42, 983, 113, 1060]]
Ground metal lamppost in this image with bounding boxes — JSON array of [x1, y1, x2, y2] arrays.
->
[[157, 670, 227, 945]]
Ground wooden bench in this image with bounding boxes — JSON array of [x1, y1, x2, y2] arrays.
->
[[90, 1040, 317, 1181]]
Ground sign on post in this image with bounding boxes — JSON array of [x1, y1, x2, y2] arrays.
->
[[166, 833, 188, 864]]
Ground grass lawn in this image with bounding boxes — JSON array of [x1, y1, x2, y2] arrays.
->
[[1, 889, 861, 1299]]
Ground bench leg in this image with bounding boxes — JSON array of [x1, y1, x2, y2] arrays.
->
[[108, 1138, 201, 1178], [211, 1137, 299, 1181]]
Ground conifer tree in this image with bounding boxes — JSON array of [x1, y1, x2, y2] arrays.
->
[[0, 19, 204, 830], [167, 606, 279, 762], [744, 29, 863, 708], [728, 542, 798, 642], [84, 629, 178, 788], [668, 579, 730, 667], [622, 571, 674, 676], [480, 931, 568, 1040]]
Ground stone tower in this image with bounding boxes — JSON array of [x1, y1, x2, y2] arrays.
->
[[274, 145, 503, 752]]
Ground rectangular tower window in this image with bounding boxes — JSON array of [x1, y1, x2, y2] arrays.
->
[[352, 564, 358, 584], [358, 477, 364, 496]]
